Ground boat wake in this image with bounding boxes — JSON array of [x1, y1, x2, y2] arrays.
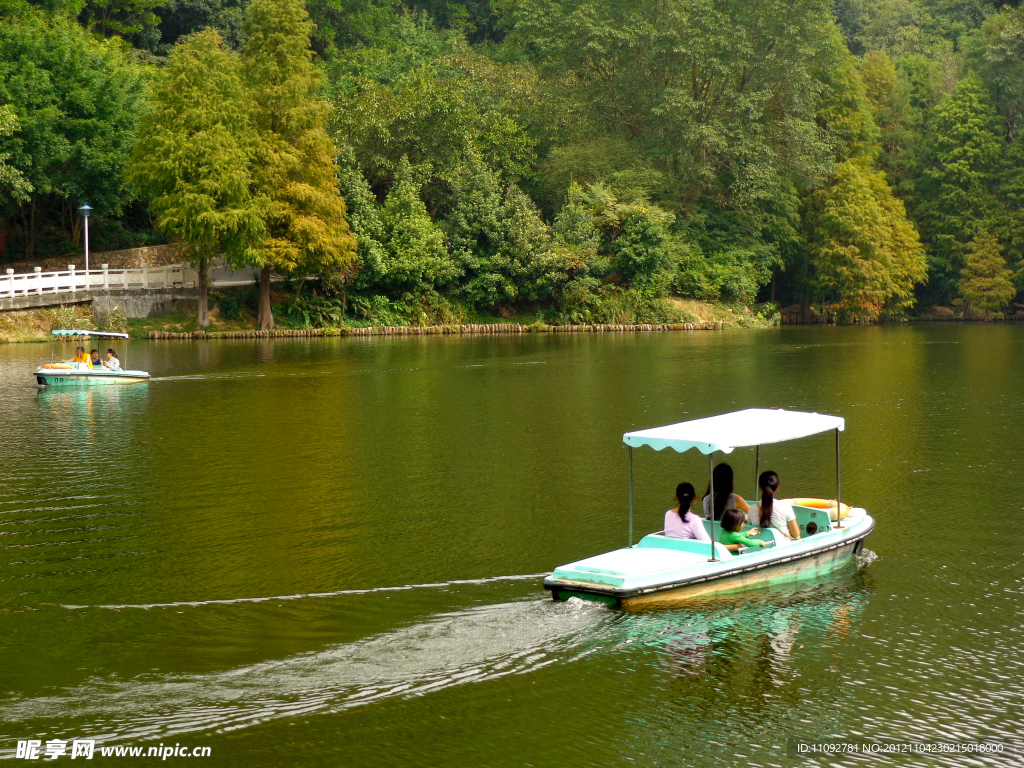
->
[[58, 573, 550, 611], [0, 598, 608, 745]]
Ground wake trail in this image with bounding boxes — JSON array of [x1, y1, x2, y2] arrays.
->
[[0, 598, 608, 745], [58, 573, 550, 611]]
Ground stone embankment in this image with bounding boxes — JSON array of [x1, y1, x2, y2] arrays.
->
[[147, 322, 723, 340]]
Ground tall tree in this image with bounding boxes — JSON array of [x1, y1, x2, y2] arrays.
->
[[130, 29, 266, 327], [243, 0, 358, 329], [916, 75, 1003, 302], [959, 230, 1016, 316], [806, 158, 927, 320]]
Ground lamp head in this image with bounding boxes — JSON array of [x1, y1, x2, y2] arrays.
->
[[78, 204, 92, 217]]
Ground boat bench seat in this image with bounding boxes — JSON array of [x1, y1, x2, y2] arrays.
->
[[792, 505, 833, 537], [700, 520, 777, 554], [637, 533, 732, 560]]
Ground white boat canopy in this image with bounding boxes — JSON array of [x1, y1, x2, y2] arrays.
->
[[623, 408, 844, 455]]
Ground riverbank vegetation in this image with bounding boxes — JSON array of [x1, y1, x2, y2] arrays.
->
[[1, 0, 1023, 327]]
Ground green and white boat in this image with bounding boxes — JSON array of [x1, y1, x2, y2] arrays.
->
[[544, 409, 875, 609], [35, 329, 150, 387]]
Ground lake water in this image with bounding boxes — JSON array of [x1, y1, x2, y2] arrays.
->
[[1, 325, 1022, 766]]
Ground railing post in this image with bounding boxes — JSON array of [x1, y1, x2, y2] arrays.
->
[[142, 262, 148, 290], [69, 265, 76, 293], [102, 263, 109, 291], [6, 269, 13, 298], [34, 266, 42, 295]]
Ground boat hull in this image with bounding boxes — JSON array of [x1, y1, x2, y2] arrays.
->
[[35, 369, 150, 387], [545, 518, 872, 609]]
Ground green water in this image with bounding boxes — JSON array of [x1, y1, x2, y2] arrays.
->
[[1, 325, 1022, 766]]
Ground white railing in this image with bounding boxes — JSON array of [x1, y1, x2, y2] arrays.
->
[[1, 263, 198, 299]]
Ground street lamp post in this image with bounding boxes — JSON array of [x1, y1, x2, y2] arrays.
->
[[79, 205, 92, 281]]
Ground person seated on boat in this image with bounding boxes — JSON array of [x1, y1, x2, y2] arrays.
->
[[89, 349, 102, 368], [103, 348, 121, 371], [664, 482, 711, 542], [702, 462, 750, 521], [719, 508, 768, 554], [750, 470, 800, 541], [63, 346, 89, 365]]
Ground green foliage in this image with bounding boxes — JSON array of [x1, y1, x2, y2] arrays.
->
[[129, 29, 266, 268], [806, 158, 927, 320], [959, 230, 1017, 313], [285, 294, 346, 327], [0, 6, 144, 257], [243, 0, 358, 277], [372, 158, 457, 292], [101, 305, 129, 334], [506, 0, 837, 214], [0, 104, 30, 203], [916, 75, 1003, 301]]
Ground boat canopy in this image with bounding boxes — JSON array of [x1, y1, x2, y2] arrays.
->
[[623, 408, 844, 455], [51, 329, 129, 339]]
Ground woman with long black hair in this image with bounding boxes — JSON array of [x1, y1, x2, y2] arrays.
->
[[664, 483, 710, 541], [702, 462, 749, 521], [752, 470, 800, 540]]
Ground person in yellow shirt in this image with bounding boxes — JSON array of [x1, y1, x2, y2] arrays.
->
[[63, 346, 89, 364]]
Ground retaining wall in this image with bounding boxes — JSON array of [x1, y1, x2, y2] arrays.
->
[[92, 289, 198, 320], [148, 322, 724, 340]]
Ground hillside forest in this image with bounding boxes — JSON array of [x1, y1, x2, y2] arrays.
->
[[1, 0, 1023, 327]]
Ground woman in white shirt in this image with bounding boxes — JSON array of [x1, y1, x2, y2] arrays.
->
[[751, 470, 800, 541]]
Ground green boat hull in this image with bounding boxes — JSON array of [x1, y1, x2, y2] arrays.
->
[[35, 370, 150, 387]]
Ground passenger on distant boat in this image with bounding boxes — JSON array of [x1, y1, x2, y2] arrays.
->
[[750, 471, 800, 541], [664, 483, 710, 542], [64, 346, 89, 364], [104, 349, 121, 371], [702, 462, 749, 520], [89, 349, 101, 368], [719, 508, 768, 553]]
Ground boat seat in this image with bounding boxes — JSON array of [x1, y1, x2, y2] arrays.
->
[[793, 505, 832, 537], [700, 520, 777, 555], [637, 533, 731, 560]]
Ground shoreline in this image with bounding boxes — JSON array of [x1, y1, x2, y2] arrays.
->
[[145, 321, 729, 340]]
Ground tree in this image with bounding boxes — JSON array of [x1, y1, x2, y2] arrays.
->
[[129, 30, 266, 327], [372, 157, 457, 293], [505, 0, 838, 213], [964, 7, 1024, 142], [243, 0, 358, 329], [916, 76, 1003, 303], [0, 105, 31, 205], [0, 7, 144, 258], [959, 231, 1016, 317], [806, 158, 927, 320]]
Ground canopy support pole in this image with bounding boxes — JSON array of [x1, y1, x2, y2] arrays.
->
[[628, 447, 634, 546], [708, 452, 719, 562], [835, 428, 842, 530], [754, 445, 760, 501]]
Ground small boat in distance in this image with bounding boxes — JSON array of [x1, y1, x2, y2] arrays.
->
[[35, 329, 150, 387], [544, 409, 875, 609]]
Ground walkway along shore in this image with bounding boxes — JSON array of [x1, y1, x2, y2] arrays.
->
[[147, 322, 726, 340]]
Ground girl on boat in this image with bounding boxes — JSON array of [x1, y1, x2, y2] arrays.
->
[[751, 470, 800, 541], [719, 508, 768, 553], [702, 463, 749, 521], [664, 483, 710, 542]]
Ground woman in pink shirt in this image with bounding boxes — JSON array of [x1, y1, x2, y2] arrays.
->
[[664, 483, 711, 542]]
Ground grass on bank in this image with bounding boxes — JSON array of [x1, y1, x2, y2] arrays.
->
[[0, 288, 779, 344]]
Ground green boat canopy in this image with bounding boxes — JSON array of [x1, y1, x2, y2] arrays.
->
[[51, 329, 129, 339], [623, 408, 844, 455]]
